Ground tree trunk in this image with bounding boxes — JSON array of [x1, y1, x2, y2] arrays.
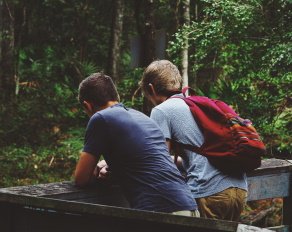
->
[[142, 0, 155, 67], [181, 0, 190, 88], [142, 0, 155, 115], [0, 0, 15, 101], [170, 0, 180, 34], [108, 0, 124, 83]]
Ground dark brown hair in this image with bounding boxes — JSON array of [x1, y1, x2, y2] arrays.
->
[[78, 73, 120, 107]]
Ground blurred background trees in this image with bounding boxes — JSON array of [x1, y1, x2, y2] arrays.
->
[[0, 0, 291, 187]]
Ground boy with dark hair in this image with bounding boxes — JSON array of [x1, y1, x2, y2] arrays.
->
[[75, 72, 199, 215], [140, 60, 247, 221]]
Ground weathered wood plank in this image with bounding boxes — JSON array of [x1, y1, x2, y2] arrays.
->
[[0, 181, 130, 207], [247, 159, 292, 177], [0, 181, 78, 196], [0, 181, 127, 205]]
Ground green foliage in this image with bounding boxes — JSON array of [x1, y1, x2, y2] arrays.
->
[[0, 0, 115, 146], [0, 45, 84, 145], [118, 68, 144, 111], [0, 128, 84, 187], [168, 0, 292, 157]]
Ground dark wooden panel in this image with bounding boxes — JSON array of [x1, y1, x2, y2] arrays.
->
[[283, 196, 292, 228], [282, 172, 292, 228], [247, 172, 291, 201], [0, 202, 15, 232], [5, 202, 239, 232], [12, 207, 235, 232]]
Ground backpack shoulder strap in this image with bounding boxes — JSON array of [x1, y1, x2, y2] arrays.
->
[[213, 100, 238, 116], [182, 86, 197, 97], [181, 86, 238, 116]]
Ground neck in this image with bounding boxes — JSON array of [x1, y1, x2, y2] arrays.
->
[[155, 95, 168, 105], [97, 101, 119, 111]]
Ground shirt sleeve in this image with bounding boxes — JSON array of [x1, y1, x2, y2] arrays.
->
[[150, 107, 171, 139], [83, 113, 108, 157]]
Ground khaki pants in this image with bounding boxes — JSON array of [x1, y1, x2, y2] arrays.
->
[[196, 187, 247, 221]]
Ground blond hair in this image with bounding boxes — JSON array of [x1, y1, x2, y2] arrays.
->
[[140, 60, 182, 97]]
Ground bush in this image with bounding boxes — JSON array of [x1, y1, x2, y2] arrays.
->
[[0, 127, 84, 187]]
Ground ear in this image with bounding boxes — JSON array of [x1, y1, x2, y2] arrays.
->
[[83, 101, 92, 111], [148, 83, 156, 96], [83, 101, 94, 116]]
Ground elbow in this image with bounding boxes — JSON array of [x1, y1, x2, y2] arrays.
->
[[74, 173, 90, 188], [74, 179, 86, 188]]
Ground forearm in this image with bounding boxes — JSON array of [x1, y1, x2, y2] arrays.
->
[[74, 152, 99, 188]]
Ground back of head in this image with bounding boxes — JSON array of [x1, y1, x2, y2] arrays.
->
[[140, 60, 182, 97], [78, 73, 120, 107]]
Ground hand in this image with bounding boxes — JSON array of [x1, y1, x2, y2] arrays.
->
[[94, 160, 111, 180], [98, 166, 111, 179]]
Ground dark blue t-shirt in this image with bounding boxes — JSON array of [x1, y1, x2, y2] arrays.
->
[[83, 103, 197, 213]]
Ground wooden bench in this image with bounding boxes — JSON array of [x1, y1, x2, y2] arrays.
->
[[0, 158, 291, 232]]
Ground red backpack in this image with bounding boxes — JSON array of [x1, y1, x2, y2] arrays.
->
[[171, 87, 266, 173]]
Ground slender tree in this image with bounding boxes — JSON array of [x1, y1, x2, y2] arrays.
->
[[0, 0, 15, 101], [142, 0, 155, 67], [141, 0, 156, 115], [181, 0, 190, 88], [108, 0, 124, 83]]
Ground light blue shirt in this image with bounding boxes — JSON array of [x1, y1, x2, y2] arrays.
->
[[150, 95, 248, 198]]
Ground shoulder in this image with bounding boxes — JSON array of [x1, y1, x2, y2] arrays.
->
[[150, 99, 183, 124], [90, 104, 125, 123], [90, 111, 105, 122], [87, 112, 107, 130], [153, 98, 189, 116]]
